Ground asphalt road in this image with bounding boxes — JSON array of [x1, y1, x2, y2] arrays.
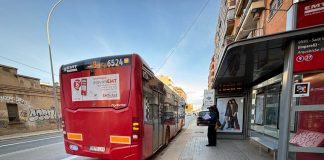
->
[[0, 115, 195, 160]]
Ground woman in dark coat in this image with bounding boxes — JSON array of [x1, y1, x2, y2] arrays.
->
[[205, 105, 219, 146]]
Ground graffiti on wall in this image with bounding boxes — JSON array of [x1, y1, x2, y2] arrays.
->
[[19, 110, 28, 118], [29, 108, 56, 122], [0, 95, 57, 122], [0, 121, 8, 128], [0, 111, 8, 128], [0, 96, 31, 107]]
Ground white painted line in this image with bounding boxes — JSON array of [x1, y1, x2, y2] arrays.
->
[[61, 155, 79, 160], [0, 142, 63, 158], [0, 135, 62, 148]]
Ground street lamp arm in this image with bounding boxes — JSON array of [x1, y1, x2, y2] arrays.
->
[[46, 0, 63, 45], [46, 0, 63, 131]]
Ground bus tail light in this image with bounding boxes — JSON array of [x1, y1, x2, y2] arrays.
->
[[132, 118, 140, 143], [67, 133, 83, 141]]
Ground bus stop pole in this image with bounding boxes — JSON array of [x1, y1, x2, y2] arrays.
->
[[46, 0, 63, 131]]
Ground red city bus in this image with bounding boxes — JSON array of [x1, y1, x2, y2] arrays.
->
[[60, 54, 185, 159]]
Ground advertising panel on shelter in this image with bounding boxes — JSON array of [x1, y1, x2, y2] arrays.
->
[[216, 97, 244, 133], [204, 89, 215, 107]]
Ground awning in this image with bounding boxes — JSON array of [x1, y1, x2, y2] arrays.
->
[[213, 25, 324, 92]]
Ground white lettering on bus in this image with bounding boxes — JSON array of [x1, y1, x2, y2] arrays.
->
[[63, 65, 77, 72]]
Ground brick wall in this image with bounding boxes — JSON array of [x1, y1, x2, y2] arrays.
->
[[265, 0, 292, 35]]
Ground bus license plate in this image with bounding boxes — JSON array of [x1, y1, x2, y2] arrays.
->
[[89, 146, 105, 152]]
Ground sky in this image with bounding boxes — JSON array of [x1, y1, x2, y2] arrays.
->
[[0, 0, 219, 109]]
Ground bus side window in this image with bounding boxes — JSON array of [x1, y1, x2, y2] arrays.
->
[[144, 94, 153, 124]]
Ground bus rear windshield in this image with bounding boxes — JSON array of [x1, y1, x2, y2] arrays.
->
[[61, 55, 132, 109]]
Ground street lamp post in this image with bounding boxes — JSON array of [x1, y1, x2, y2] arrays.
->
[[46, 0, 63, 131]]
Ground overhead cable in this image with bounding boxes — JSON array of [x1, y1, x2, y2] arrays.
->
[[155, 0, 211, 74], [0, 55, 59, 77]]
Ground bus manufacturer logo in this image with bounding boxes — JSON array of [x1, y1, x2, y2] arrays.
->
[[63, 64, 78, 72]]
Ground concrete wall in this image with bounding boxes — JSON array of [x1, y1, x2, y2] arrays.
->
[[0, 65, 61, 136]]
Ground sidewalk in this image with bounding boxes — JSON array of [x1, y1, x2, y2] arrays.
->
[[154, 120, 273, 160], [0, 129, 62, 141]]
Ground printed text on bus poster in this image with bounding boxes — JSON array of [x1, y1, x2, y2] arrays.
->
[[71, 74, 120, 101]]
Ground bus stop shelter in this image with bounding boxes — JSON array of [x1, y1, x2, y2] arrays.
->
[[213, 25, 324, 160]]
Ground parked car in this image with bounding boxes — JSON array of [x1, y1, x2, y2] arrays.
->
[[196, 111, 210, 126]]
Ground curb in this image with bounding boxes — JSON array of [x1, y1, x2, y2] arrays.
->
[[0, 130, 62, 141]]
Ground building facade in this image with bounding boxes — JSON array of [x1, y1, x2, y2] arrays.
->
[[208, 0, 294, 88], [210, 0, 324, 159], [185, 103, 193, 113], [0, 64, 60, 136]]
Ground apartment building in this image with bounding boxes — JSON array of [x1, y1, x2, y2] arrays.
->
[[208, 0, 293, 88], [210, 0, 324, 159]]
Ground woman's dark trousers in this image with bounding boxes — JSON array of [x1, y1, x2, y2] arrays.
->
[[207, 125, 217, 146]]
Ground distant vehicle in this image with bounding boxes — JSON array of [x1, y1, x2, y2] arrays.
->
[[197, 111, 210, 126], [60, 54, 185, 160]]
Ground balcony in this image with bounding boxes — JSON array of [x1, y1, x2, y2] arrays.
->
[[224, 35, 235, 46], [235, 0, 248, 17], [225, 8, 235, 36], [228, 0, 236, 8], [235, 0, 265, 41], [247, 28, 264, 39]]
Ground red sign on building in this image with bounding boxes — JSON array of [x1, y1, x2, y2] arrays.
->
[[297, 0, 324, 29], [293, 34, 324, 73]]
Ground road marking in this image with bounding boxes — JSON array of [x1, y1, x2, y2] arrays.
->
[[0, 142, 63, 158], [61, 155, 79, 160], [0, 135, 62, 148]]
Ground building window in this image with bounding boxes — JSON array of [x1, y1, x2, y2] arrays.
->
[[7, 103, 20, 123], [269, 0, 283, 19]]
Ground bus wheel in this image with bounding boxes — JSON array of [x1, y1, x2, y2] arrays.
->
[[165, 127, 170, 146]]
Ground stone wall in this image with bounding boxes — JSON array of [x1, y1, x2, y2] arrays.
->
[[0, 64, 61, 136]]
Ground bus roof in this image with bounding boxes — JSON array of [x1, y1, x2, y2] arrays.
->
[[61, 54, 134, 74]]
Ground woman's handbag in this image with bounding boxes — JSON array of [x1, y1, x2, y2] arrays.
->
[[215, 120, 221, 130]]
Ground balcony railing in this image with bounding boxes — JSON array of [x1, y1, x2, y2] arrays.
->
[[225, 35, 235, 46], [240, 0, 253, 26], [247, 28, 264, 39]]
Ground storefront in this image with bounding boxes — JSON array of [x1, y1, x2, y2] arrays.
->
[[213, 24, 324, 160]]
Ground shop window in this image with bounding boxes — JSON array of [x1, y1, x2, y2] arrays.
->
[[7, 103, 20, 123], [264, 83, 281, 130], [289, 72, 324, 159], [255, 94, 264, 125], [251, 81, 281, 138]]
